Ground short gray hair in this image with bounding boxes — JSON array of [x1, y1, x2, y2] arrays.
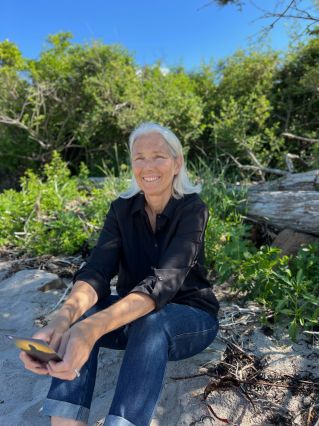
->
[[119, 122, 201, 199]]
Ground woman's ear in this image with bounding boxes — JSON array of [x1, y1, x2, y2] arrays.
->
[[174, 155, 183, 175]]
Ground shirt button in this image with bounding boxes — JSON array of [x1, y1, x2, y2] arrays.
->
[[154, 243, 158, 247]]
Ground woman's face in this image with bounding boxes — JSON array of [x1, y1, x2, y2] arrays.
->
[[132, 132, 182, 199]]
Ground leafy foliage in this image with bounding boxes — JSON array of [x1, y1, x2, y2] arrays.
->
[[1, 33, 319, 186], [201, 170, 319, 339], [235, 244, 319, 339], [0, 152, 128, 254]]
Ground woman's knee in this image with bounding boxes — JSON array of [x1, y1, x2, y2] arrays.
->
[[128, 311, 168, 343]]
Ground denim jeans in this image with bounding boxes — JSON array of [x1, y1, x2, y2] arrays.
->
[[41, 295, 219, 426]]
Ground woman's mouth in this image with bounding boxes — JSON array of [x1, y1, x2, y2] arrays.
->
[[142, 176, 161, 182]]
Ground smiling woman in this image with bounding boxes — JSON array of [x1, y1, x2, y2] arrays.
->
[[131, 131, 182, 231], [121, 122, 201, 200], [20, 122, 219, 426]]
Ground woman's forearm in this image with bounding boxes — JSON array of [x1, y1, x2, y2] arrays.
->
[[81, 292, 156, 342], [55, 280, 98, 326]]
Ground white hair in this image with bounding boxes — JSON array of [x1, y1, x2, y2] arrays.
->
[[119, 122, 201, 199]]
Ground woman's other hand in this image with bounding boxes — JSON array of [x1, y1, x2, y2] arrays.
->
[[19, 315, 71, 376], [47, 319, 97, 381]]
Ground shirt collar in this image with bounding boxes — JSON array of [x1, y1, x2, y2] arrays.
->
[[131, 192, 145, 216], [131, 192, 180, 220]]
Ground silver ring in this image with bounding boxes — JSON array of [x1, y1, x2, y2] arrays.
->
[[74, 368, 80, 378]]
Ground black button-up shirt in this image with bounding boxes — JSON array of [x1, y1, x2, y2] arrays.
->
[[73, 192, 219, 318]]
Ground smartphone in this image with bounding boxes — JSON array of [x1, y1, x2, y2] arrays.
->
[[6, 335, 62, 363]]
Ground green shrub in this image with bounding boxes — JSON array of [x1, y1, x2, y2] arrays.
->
[[0, 152, 128, 255], [202, 170, 319, 339], [234, 244, 319, 339]]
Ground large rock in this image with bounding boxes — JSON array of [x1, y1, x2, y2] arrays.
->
[[271, 228, 319, 256]]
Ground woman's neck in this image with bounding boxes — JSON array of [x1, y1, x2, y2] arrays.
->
[[144, 192, 172, 216]]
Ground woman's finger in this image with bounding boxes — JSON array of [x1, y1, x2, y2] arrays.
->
[[47, 359, 73, 374], [50, 332, 63, 352], [56, 331, 69, 359], [32, 328, 54, 344], [47, 362, 77, 381], [19, 352, 49, 375], [20, 351, 44, 369]]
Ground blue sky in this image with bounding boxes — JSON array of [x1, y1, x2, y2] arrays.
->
[[0, 0, 312, 70]]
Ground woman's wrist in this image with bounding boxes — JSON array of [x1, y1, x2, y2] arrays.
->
[[50, 307, 74, 331], [53, 280, 99, 327]]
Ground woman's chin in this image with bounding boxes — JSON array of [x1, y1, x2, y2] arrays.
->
[[143, 189, 161, 197]]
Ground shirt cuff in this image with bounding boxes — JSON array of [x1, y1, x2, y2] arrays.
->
[[129, 267, 188, 311], [72, 268, 110, 300]]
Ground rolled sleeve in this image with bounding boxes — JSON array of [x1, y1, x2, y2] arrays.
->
[[73, 202, 122, 300], [130, 203, 208, 310]]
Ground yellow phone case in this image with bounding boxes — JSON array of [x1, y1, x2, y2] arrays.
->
[[6, 335, 62, 363]]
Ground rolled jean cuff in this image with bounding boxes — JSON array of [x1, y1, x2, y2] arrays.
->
[[104, 414, 136, 426], [40, 398, 90, 423]]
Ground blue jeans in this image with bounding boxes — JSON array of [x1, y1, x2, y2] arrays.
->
[[41, 295, 219, 426]]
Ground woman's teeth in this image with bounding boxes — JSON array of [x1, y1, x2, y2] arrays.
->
[[143, 177, 160, 182]]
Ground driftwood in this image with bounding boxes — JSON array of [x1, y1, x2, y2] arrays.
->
[[245, 170, 319, 237], [248, 170, 319, 192]]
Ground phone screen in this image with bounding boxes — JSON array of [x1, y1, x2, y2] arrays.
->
[[6, 335, 62, 363]]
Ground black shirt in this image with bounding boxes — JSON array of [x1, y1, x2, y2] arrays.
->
[[73, 192, 219, 318]]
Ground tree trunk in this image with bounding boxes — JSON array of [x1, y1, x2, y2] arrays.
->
[[248, 170, 319, 192], [247, 190, 319, 236]]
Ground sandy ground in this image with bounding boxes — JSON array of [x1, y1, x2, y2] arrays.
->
[[0, 260, 318, 426]]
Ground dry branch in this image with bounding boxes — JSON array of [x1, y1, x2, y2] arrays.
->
[[282, 132, 319, 144]]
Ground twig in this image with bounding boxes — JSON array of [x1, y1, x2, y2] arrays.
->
[[268, 0, 296, 29], [206, 403, 231, 424], [282, 132, 319, 144], [170, 373, 206, 381], [45, 281, 73, 314], [226, 152, 288, 176]]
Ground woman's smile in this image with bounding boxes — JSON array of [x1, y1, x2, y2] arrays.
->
[[142, 176, 161, 182]]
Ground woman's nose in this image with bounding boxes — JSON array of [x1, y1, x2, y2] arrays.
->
[[141, 158, 157, 167]]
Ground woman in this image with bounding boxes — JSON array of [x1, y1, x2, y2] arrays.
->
[[20, 122, 219, 426]]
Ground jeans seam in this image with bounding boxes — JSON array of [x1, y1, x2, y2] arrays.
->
[[173, 326, 218, 339], [79, 345, 98, 409]]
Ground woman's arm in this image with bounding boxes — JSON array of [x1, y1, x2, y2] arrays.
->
[[55, 280, 99, 326], [80, 292, 155, 342], [47, 292, 155, 380], [19, 280, 98, 375]]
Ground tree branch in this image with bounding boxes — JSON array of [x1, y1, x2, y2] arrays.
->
[[0, 115, 50, 149], [226, 152, 289, 176], [282, 132, 319, 144]]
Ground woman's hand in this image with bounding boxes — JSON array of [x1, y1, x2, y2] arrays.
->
[[47, 319, 97, 381], [19, 315, 71, 376]]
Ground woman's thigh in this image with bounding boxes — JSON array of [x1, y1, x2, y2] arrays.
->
[[128, 302, 219, 361], [83, 294, 129, 350]]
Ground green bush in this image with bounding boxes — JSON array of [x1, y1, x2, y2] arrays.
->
[[234, 244, 319, 339], [202, 171, 319, 339], [0, 152, 128, 255]]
